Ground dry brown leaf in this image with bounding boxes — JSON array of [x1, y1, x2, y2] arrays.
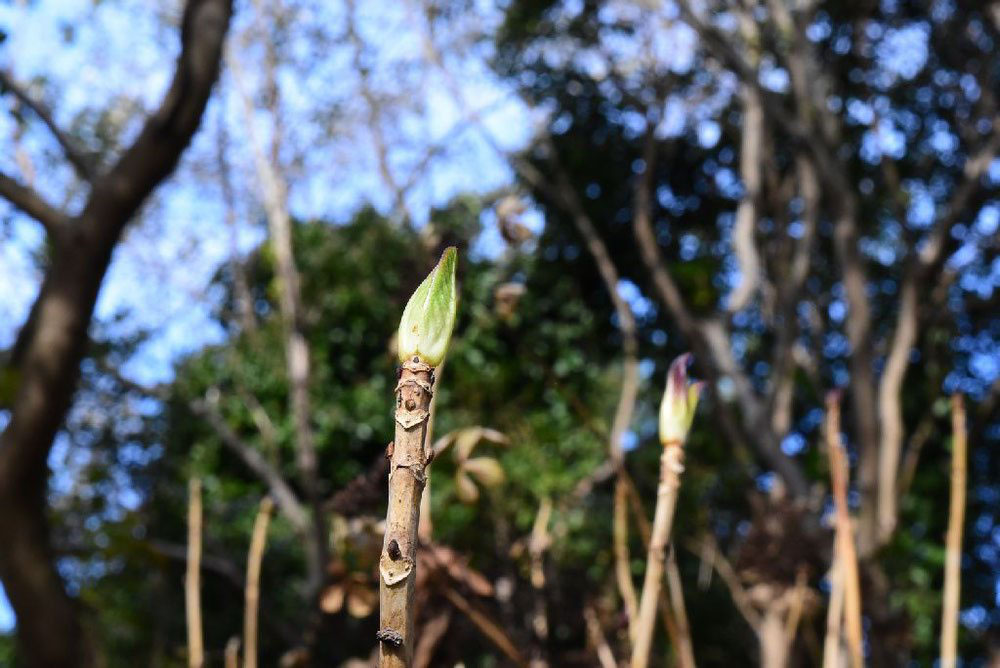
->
[[346, 585, 377, 618], [319, 583, 345, 614], [454, 471, 480, 504], [463, 457, 505, 488]]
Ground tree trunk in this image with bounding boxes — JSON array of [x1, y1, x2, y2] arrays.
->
[[0, 1, 232, 663]]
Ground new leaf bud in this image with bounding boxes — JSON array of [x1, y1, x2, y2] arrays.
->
[[397, 247, 458, 366], [658, 353, 703, 446]]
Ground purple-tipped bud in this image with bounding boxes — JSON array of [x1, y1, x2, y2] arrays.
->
[[658, 353, 702, 445]]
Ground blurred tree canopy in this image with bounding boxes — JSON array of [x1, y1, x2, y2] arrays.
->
[[0, 0, 998, 666]]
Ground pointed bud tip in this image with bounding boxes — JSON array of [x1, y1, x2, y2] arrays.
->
[[397, 247, 460, 366], [659, 353, 701, 446]]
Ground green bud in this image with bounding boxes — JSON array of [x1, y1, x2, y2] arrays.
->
[[397, 247, 458, 366], [658, 353, 703, 445]]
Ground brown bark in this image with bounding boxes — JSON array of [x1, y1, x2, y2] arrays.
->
[[378, 358, 436, 667], [0, 2, 232, 665]]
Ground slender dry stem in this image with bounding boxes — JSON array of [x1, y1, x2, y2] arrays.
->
[[185, 478, 204, 668], [625, 473, 690, 655], [821, 554, 845, 668], [225, 637, 240, 668], [418, 361, 444, 542], [783, 567, 809, 656], [244, 497, 275, 668], [826, 394, 863, 668], [440, 585, 528, 667], [529, 497, 553, 666], [413, 609, 451, 668], [615, 477, 640, 640], [632, 441, 685, 668], [940, 394, 967, 668], [378, 358, 436, 666], [584, 604, 618, 668], [665, 547, 697, 668]]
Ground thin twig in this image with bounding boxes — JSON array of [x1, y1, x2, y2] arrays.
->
[[185, 478, 204, 668], [821, 554, 845, 668], [0, 169, 69, 237], [685, 536, 761, 631], [225, 637, 241, 668], [783, 567, 809, 657], [440, 585, 529, 667], [529, 497, 553, 665], [0, 69, 94, 180], [665, 548, 697, 668], [244, 497, 275, 668], [625, 473, 687, 653], [725, 8, 764, 314], [413, 608, 451, 668], [584, 604, 618, 668], [632, 441, 687, 668], [940, 394, 967, 668], [825, 393, 863, 668]]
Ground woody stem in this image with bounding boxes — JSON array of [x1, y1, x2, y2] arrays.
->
[[632, 441, 686, 668], [378, 358, 436, 667]]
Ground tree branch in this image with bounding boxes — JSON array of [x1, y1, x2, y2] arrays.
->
[[0, 69, 95, 180], [230, 23, 327, 596], [875, 118, 1000, 545], [189, 397, 310, 533], [726, 8, 765, 314], [0, 168, 69, 237]]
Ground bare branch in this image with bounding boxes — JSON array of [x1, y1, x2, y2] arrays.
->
[[821, 553, 845, 668], [686, 536, 761, 631], [189, 397, 310, 534], [875, 120, 999, 545], [517, 132, 644, 645], [0, 168, 69, 237], [768, 157, 820, 437], [346, 0, 410, 224], [229, 19, 327, 595], [919, 121, 1000, 273], [413, 608, 452, 668], [440, 585, 529, 667], [0, 69, 94, 180], [243, 497, 274, 668], [583, 604, 618, 668], [726, 9, 765, 314], [528, 497, 553, 662]]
